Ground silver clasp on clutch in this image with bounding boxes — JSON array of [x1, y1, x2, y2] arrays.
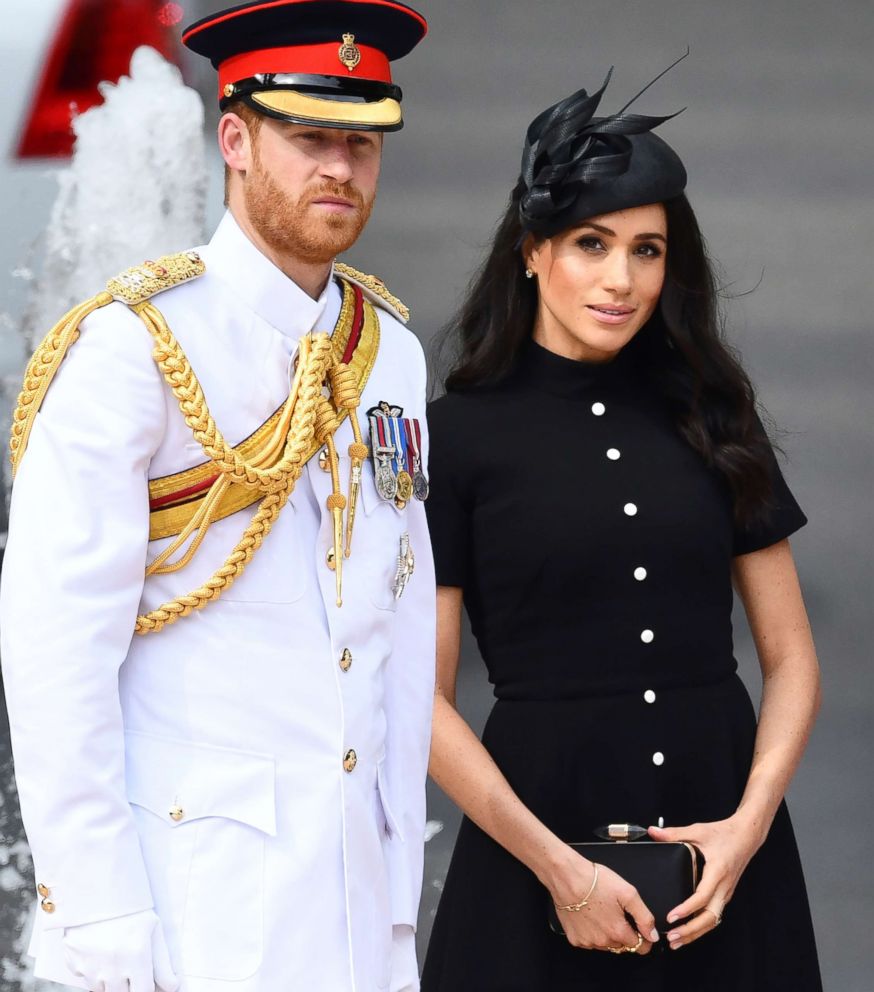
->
[[594, 823, 649, 843]]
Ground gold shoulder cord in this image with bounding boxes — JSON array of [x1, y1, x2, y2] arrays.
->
[[9, 252, 396, 636]]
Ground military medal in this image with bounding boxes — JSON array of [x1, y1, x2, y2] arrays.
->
[[404, 417, 429, 501], [369, 413, 398, 501], [391, 417, 413, 508], [392, 532, 416, 600]]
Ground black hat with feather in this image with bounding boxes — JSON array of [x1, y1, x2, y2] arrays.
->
[[518, 54, 689, 238]]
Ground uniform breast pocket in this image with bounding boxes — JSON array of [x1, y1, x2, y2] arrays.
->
[[125, 731, 276, 982], [356, 465, 408, 612]]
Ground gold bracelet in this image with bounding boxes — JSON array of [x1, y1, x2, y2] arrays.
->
[[556, 862, 600, 912]]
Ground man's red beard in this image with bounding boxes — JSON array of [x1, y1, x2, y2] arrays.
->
[[244, 148, 375, 265]]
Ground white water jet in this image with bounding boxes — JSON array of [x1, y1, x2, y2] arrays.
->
[[21, 45, 208, 349]]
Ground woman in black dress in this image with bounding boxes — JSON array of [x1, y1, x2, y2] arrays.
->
[[421, 69, 822, 991]]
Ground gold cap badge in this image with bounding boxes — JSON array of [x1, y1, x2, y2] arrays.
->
[[338, 33, 361, 72]]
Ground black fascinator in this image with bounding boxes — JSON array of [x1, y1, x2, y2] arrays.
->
[[518, 52, 689, 238]]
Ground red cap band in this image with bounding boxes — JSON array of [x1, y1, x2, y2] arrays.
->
[[218, 42, 392, 97]]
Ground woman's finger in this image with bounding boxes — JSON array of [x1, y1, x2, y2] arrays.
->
[[622, 889, 661, 945], [667, 904, 723, 948], [667, 864, 721, 923], [648, 822, 700, 844]]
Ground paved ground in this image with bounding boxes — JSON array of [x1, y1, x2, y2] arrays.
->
[[1, 0, 872, 987]]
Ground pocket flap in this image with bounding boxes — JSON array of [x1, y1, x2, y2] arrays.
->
[[125, 731, 276, 836], [376, 759, 404, 842]]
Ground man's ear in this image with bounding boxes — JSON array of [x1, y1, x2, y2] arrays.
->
[[218, 113, 253, 173]]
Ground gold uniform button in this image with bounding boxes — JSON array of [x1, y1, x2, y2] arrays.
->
[[169, 805, 185, 822], [318, 448, 331, 472], [37, 883, 50, 898], [339, 648, 353, 672], [41, 899, 56, 914], [343, 749, 357, 773]]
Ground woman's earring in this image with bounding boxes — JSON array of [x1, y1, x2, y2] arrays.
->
[[525, 268, 534, 279]]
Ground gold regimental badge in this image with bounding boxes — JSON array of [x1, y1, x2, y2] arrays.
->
[[338, 33, 361, 72]]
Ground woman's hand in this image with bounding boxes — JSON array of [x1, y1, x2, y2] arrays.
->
[[649, 813, 765, 950], [545, 850, 660, 955]]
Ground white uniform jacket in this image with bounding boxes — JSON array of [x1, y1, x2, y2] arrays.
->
[[0, 213, 436, 991]]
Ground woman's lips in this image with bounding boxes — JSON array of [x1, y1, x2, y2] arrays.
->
[[586, 304, 637, 325]]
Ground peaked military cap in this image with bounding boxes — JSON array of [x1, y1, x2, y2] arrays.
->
[[182, 0, 427, 131]]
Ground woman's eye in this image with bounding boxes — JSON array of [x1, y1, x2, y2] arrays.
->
[[635, 243, 663, 258], [577, 237, 604, 252]]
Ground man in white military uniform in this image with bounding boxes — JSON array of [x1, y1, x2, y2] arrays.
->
[[0, 2, 434, 990]]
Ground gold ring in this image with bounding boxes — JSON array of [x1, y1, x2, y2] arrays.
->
[[706, 906, 723, 926], [627, 932, 645, 953]]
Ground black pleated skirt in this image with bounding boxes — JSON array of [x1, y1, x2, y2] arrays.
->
[[421, 675, 821, 992]]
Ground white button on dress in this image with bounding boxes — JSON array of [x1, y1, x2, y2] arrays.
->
[[652, 751, 665, 766], [634, 566, 647, 581], [644, 689, 656, 704], [607, 448, 621, 461], [623, 503, 638, 516], [640, 629, 654, 643], [591, 402, 606, 416]]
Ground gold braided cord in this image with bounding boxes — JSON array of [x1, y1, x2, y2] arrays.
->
[[135, 486, 290, 635], [144, 335, 310, 577], [146, 475, 231, 576], [134, 332, 341, 634], [7, 262, 379, 637], [135, 302, 311, 495], [9, 292, 114, 475], [144, 279, 380, 542]]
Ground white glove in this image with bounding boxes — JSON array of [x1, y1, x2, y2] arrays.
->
[[63, 908, 180, 992], [389, 924, 419, 992]]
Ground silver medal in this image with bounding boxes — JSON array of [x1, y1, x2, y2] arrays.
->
[[375, 447, 398, 500], [413, 469, 430, 501]]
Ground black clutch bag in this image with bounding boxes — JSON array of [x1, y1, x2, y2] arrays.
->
[[548, 824, 702, 937]]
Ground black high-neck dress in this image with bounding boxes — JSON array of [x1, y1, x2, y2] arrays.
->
[[420, 339, 821, 991]]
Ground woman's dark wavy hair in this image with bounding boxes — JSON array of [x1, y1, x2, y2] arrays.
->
[[436, 187, 775, 526]]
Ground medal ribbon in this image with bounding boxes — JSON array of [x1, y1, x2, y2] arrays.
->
[[404, 417, 419, 470], [390, 417, 407, 473], [375, 414, 391, 453]]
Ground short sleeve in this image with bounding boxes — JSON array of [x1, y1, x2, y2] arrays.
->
[[424, 396, 471, 587], [732, 441, 808, 556]]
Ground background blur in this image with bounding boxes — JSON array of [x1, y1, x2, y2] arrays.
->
[[1, 0, 872, 989]]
